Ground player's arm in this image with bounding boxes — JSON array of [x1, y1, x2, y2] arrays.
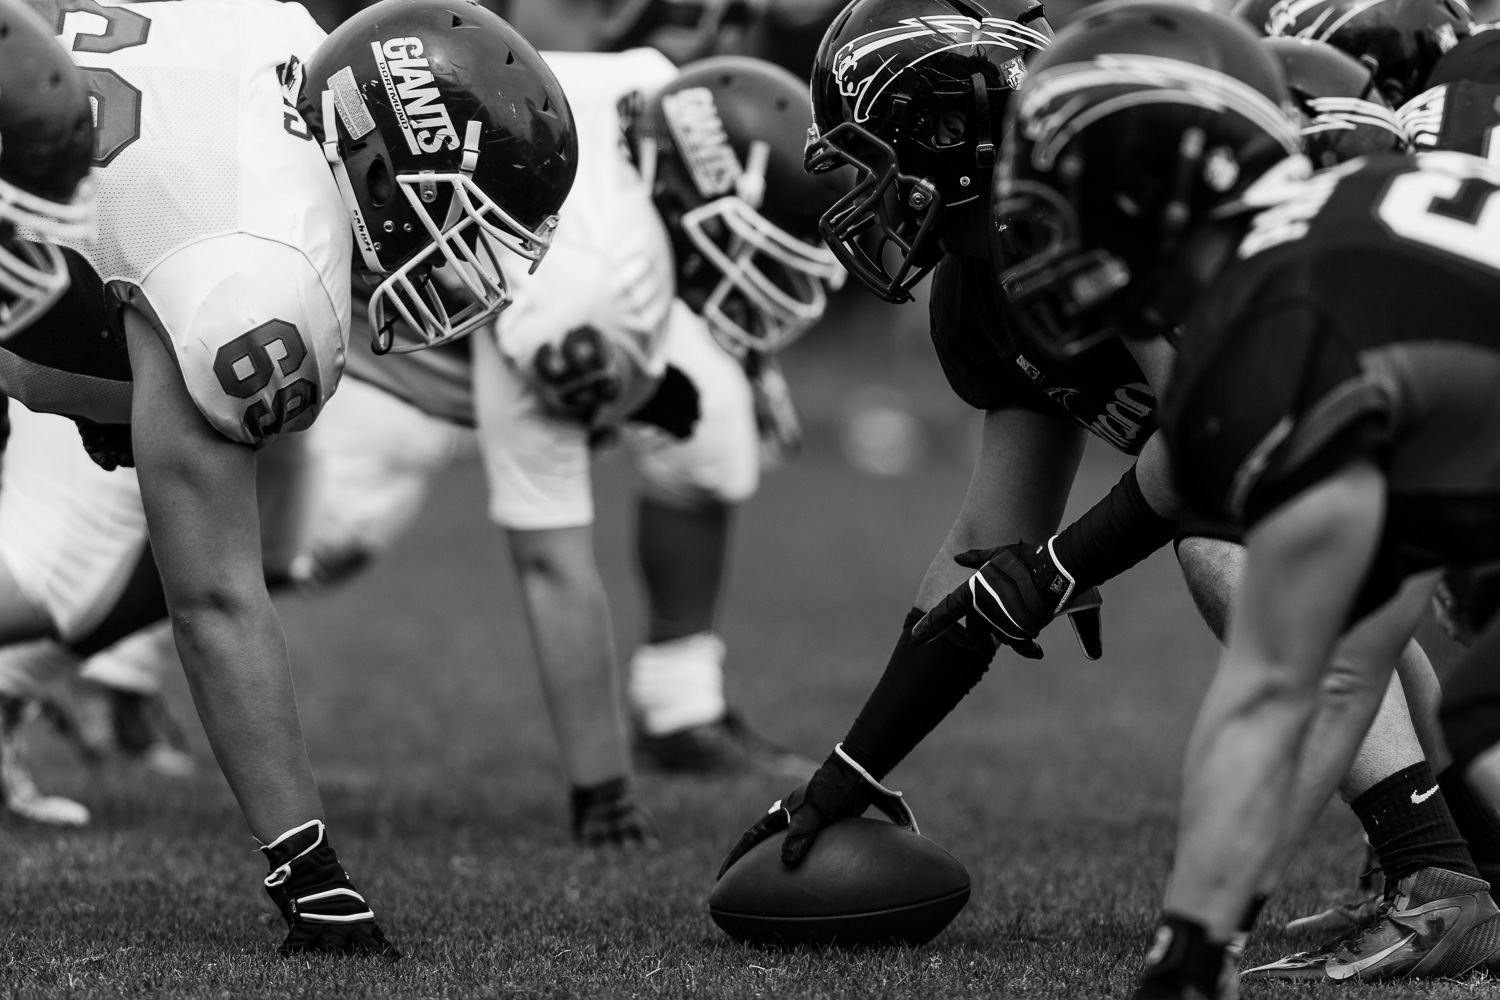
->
[[124, 305, 321, 840], [1163, 459, 1388, 935], [722, 407, 1086, 873]]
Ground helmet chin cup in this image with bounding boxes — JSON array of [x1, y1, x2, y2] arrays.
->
[[994, 180, 1130, 359], [807, 122, 942, 304], [682, 196, 844, 357]]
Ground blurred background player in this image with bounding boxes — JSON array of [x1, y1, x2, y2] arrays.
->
[[0, 0, 575, 956]]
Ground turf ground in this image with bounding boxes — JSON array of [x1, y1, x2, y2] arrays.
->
[[1, 302, 1492, 998]]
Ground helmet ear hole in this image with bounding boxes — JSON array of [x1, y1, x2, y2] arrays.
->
[[366, 157, 393, 208], [936, 111, 967, 146]]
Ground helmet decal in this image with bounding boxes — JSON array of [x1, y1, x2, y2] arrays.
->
[[834, 15, 1051, 123], [370, 37, 462, 154], [661, 87, 743, 198], [329, 66, 378, 140], [1020, 55, 1303, 169]]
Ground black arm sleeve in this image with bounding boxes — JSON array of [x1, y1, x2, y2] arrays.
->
[[840, 608, 997, 781], [1051, 464, 1177, 590]]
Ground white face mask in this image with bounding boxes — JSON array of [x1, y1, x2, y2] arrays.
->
[[0, 174, 95, 340], [681, 196, 846, 358], [322, 96, 560, 354]]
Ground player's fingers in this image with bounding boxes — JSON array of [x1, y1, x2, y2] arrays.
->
[[780, 810, 827, 868], [1069, 605, 1103, 660], [718, 811, 786, 879], [1010, 638, 1044, 659], [911, 589, 970, 645], [952, 546, 1002, 570]]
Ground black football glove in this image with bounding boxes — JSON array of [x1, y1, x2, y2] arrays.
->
[[628, 364, 700, 439], [73, 418, 134, 471], [260, 819, 400, 959], [533, 325, 620, 426], [571, 777, 660, 849], [1434, 561, 1500, 646], [912, 538, 1102, 660], [717, 744, 916, 878]]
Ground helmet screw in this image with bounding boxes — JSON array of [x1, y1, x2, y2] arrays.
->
[[373, 242, 382, 251], [383, 221, 395, 232], [404, 223, 413, 232], [959, 176, 971, 188], [908, 179, 937, 210]]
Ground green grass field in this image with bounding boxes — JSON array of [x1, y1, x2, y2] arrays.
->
[[2, 313, 1493, 998]]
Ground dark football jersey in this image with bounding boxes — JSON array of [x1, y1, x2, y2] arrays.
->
[[1166, 153, 1500, 578], [928, 253, 1157, 455]]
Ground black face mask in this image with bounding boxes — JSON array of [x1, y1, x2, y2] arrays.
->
[[805, 122, 946, 304]]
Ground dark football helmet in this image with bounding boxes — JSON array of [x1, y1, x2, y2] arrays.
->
[[1236, 0, 1473, 106], [0, 0, 94, 341], [303, 0, 578, 353], [993, 0, 1303, 356], [805, 0, 1054, 303], [636, 56, 850, 356], [1264, 37, 1407, 166]]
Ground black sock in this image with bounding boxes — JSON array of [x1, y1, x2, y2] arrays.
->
[[1138, 913, 1225, 997], [1351, 761, 1478, 883], [1050, 465, 1176, 590], [1439, 765, 1500, 886], [840, 609, 996, 780]]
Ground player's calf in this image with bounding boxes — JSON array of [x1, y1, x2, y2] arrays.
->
[[260, 819, 399, 959]]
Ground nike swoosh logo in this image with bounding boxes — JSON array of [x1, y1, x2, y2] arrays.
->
[[1412, 785, 1440, 804], [1326, 933, 1416, 980]]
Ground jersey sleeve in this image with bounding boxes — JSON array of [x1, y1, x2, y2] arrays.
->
[[120, 233, 346, 446], [1165, 301, 1393, 528]]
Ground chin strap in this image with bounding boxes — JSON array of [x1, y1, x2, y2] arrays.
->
[[971, 72, 996, 170], [322, 89, 384, 274]]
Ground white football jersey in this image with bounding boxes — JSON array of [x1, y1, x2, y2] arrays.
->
[[493, 48, 678, 429], [1, 0, 349, 445]]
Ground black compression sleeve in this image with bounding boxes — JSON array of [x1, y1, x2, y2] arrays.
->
[[1050, 464, 1177, 591], [840, 608, 996, 781]]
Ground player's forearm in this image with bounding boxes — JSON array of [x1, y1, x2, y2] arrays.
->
[[510, 532, 631, 788], [166, 588, 322, 841]]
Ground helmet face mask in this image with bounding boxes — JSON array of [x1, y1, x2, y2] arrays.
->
[[0, 0, 95, 340], [681, 194, 845, 356], [805, 120, 945, 305], [642, 56, 853, 356], [306, 0, 578, 354], [993, 0, 1304, 357], [806, 0, 1055, 303]]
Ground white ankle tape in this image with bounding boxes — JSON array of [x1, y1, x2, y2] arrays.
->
[[628, 632, 726, 735]]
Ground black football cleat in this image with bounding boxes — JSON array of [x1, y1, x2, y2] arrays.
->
[[261, 819, 399, 959], [1245, 867, 1500, 981], [571, 778, 660, 849], [635, 710, 816, 780]]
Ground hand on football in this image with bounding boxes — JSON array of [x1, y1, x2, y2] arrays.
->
[[911, 540, 1102, 659], [717, 745, 916, 877], [532, 325, 620, 426]]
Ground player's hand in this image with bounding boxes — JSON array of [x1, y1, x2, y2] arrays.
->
[[571, 778, 661, 849], [911, 539, 1102, 659], [532, 325, 620, 426], [73, 418, 135, 471], [261, 820, 400, 960], [629, 364, 700, 439], [717, 744, 916, 877]]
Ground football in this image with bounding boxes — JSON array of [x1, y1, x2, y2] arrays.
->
[[708, 817, 971, 948]]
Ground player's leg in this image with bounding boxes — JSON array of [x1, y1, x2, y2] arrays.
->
[[473, 326, 651, 846], [622, 315, 812, 776], [126, 307, 396, 956]]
